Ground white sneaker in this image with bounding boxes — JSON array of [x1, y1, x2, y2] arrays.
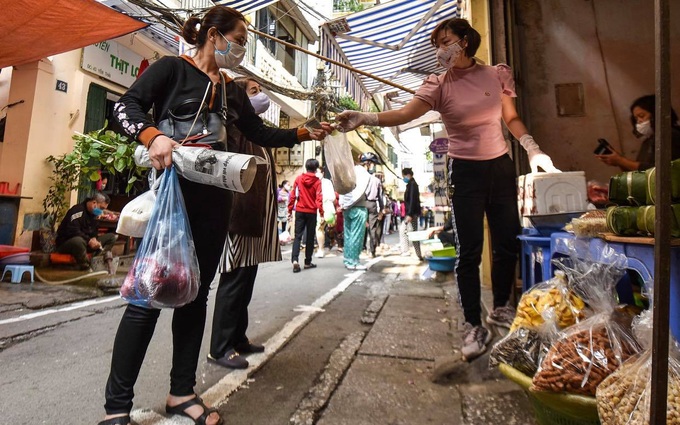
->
[[345, 264, 356, 270], [354, 264, 367, 270], [461, 323, 492, 361], [315, 250, 325, 258]]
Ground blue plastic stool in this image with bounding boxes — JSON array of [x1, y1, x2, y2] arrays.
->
[[551, 232, 680, 340], [2, 264, 35, 285], [518, 234, 553, 293]]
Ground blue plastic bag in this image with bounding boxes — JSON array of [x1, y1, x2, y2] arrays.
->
[[120, 166, 200, 308]]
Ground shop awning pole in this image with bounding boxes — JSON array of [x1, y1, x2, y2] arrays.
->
[[650, 0, 671, 423], [248, 27, 416, 95]]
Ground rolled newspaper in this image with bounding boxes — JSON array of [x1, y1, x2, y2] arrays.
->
[[134, 145, 257, 193]]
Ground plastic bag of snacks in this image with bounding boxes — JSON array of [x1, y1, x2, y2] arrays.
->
[[597, 310, 680, 424], [490, 271, 585, 375], [510, 271, 586, 332], [532, 247, 641, 396], [569, 209, 608, 238], [489, 311, 560, 376]]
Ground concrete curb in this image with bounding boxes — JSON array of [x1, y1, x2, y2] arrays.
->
[[289, 331, 365, 425]]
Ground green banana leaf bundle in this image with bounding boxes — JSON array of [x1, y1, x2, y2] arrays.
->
[[606, 206, 640, 236], [644, 159, 680, 204], [635, 205, 680, 237], [608, 171, 647, 206]]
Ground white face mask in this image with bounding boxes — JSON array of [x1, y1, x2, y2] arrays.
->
[[249, 91, 271, 114], [436, 39, 464, 69], [214, 33, 246, 69], [636, 120, 653, 138]]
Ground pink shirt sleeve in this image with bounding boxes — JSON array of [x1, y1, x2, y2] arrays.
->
[[414, 74, 442, 110], [496, 64, 517, 97]]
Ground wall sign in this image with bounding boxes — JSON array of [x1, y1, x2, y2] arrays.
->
[[429, 137, 448, 154], [81, 40, 143, 88], [55, 80, 68, 93], [432, 153, 449, 207]]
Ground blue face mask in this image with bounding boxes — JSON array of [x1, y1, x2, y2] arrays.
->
[[93, 207, 103, 216], [403, 177, 410, 183]]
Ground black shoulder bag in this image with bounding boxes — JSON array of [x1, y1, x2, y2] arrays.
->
[[158, 72, 228, 149]]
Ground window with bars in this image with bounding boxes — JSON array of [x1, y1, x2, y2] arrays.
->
[[178, 0, 213, 10]]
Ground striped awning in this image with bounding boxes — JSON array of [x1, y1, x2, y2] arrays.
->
[[321, 0, 460, 111], [213, 0, 278, 15]]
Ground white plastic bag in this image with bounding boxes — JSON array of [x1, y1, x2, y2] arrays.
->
[[116, 171, 160, 238], [323, 131, 356, 194], [279, 230, 291, 244], [116, 191, 155, 237]]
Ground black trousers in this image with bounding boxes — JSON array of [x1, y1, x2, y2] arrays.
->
[[104, 178, 231, 415], [210, 265, 258, 358], [450, 154, 520, 327], [57, 233, 117, 267], [291, 211, 317, 264]]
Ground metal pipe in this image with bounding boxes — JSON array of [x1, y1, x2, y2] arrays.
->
[[650, 0, 671, 423], [248, 26, 416, 95]]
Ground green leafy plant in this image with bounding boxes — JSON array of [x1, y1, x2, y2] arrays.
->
[[42, 124, 146, 230], [333, 0, 365, 13], [338, 95, 361, 111]]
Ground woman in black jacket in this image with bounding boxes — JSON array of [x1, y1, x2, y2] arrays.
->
[[99, 6, 330, 425]]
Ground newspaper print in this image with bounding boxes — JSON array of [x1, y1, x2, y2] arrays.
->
[[134, 145, 257, 193]]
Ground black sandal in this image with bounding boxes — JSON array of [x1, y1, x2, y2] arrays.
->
[[165, 395, 224, 425], [97, 415, 133, 425]]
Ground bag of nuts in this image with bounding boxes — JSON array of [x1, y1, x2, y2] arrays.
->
[[596, 310, 680, 424], [490, 270, 583, 376], [532, 247, 642, 396], [532, 316, 640, 396]]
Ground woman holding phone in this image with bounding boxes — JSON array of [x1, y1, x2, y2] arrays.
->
[[597, 95, 680, 171]]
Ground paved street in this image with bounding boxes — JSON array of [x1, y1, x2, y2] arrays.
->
[[0, 236, 537, 424], [0, 245, 366, 424]]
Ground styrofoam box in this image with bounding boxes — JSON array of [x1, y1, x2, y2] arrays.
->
[[517, 172, 587, 227]]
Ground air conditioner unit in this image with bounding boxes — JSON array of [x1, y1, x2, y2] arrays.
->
[[275, 148, 290, 166], [289, 146, 304, 166]]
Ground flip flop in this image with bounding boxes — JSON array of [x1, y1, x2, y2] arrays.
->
[[166, 395, 223, 425]]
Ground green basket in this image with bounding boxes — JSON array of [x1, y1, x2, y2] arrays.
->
[[498, 363, 601, 425], [431, 246, 456, 257]]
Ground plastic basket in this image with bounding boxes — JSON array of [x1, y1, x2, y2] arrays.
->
[[431, 247, 456, 257], [426, 256, 456, 272], [498, 363, 600, 425], [0, 245, 29, 259]]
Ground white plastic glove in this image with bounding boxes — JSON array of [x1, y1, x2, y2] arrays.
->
[[519, 134, 561, 173], [334, 111, 379, 133]]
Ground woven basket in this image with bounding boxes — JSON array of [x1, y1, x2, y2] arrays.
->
[[499, 363, 601, 425]]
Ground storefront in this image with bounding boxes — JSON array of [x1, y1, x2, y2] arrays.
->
[[0, 31, 173, 247]]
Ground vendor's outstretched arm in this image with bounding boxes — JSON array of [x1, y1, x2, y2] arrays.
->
[[335, 98, 431, 132]]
